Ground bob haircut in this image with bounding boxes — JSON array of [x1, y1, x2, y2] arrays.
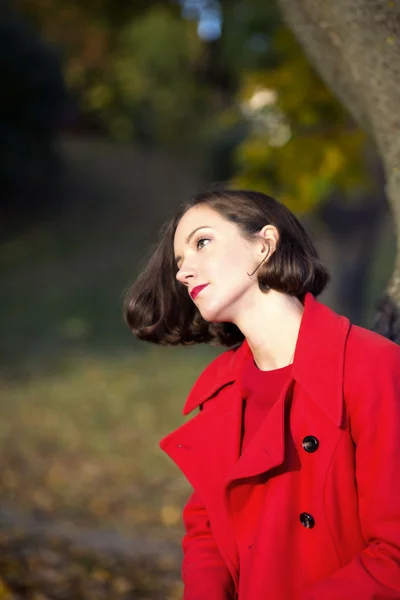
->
[[123, 189, 330, 347]]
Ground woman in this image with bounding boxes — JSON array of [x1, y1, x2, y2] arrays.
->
[[124, 189, 400, 600]]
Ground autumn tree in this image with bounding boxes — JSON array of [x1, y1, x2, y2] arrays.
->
[[274, 0, 400, 340]]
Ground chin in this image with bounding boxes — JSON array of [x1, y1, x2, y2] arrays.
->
[[199, 303, 230, 324], [198, 310, 217, 323]]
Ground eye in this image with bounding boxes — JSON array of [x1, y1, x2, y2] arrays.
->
[[196, 237, 210, 251]]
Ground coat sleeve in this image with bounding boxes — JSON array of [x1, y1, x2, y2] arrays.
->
[[182, 490, 236, 600], [303, 338, 400, 600]]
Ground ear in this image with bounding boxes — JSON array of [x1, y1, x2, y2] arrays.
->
[[257, 225, 279, 257]]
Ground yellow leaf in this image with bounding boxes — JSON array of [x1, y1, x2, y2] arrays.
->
[[320, 145, 345, 177], [92, 569, 110, 582], [161, 504, 180, 526], [0, 579, 13, 600], [112, 576, 132, 593]]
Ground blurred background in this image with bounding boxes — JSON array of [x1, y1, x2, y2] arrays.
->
[[0, 0, 395, 598]]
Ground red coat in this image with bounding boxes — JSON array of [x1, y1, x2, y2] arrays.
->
[[160, 294, 400, 599]]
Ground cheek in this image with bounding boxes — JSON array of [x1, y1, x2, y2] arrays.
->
[[222, 250, 249, 280]]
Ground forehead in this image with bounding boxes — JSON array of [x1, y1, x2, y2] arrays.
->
[[174, 205, 228, 246]]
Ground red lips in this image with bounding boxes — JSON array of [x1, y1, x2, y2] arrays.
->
[[190, 284, 209, 300]]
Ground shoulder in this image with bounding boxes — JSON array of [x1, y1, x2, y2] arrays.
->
[[346, 324, 400, 370], [344, 324, 400, 399], [183, 344, 242, 415], [342, 325, 400, 447]]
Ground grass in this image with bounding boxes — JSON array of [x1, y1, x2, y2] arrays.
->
[[0, 347, 219, 541]]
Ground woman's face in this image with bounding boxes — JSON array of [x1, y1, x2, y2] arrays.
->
[[174, 204, 265, 323]]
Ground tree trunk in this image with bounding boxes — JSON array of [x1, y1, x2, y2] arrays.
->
[[276, 0, 400, 340]]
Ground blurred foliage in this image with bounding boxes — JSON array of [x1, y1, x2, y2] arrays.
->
[[210, 1, 369, 212], [231, 28, 368, 212], [16, 1, 213, 145], [104, 8, 209, 143], [12, 0, 371, 213]]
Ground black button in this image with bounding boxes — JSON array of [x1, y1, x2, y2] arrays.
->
[[302, 435, 319, 453], [300, 513, 315, 528]]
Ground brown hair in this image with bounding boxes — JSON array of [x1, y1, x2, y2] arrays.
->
[[123, 189, 330, 346]]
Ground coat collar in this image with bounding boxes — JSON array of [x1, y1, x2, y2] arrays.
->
[[183, 293, 351, 427]]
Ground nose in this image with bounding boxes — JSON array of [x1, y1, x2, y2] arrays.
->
[[176, 260, 197, 285]]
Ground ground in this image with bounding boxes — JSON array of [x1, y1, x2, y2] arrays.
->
[[0, 136, 218, 598]]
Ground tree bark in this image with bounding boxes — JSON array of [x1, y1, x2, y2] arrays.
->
[[276, 0, 400, 340]]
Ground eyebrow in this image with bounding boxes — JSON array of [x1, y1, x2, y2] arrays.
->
[[175, 225, 212, 265]]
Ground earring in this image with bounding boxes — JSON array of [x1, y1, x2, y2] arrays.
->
[[247, 246, 270, 277]]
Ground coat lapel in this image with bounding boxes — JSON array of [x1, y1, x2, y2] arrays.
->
[[291, 294, 351, 428], [161, 382, 243, 583], [161, 378, 293, 492], [161, 380, 243, 492]]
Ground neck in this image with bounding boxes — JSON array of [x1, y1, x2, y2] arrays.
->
[[235, 289, 304, 371]]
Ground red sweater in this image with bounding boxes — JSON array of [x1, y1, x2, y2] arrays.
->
[[241, 358, 292, 453], [232, 357, 292, 558]]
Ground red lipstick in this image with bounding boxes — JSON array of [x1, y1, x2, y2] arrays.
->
[[190, 284, 209, 300]]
